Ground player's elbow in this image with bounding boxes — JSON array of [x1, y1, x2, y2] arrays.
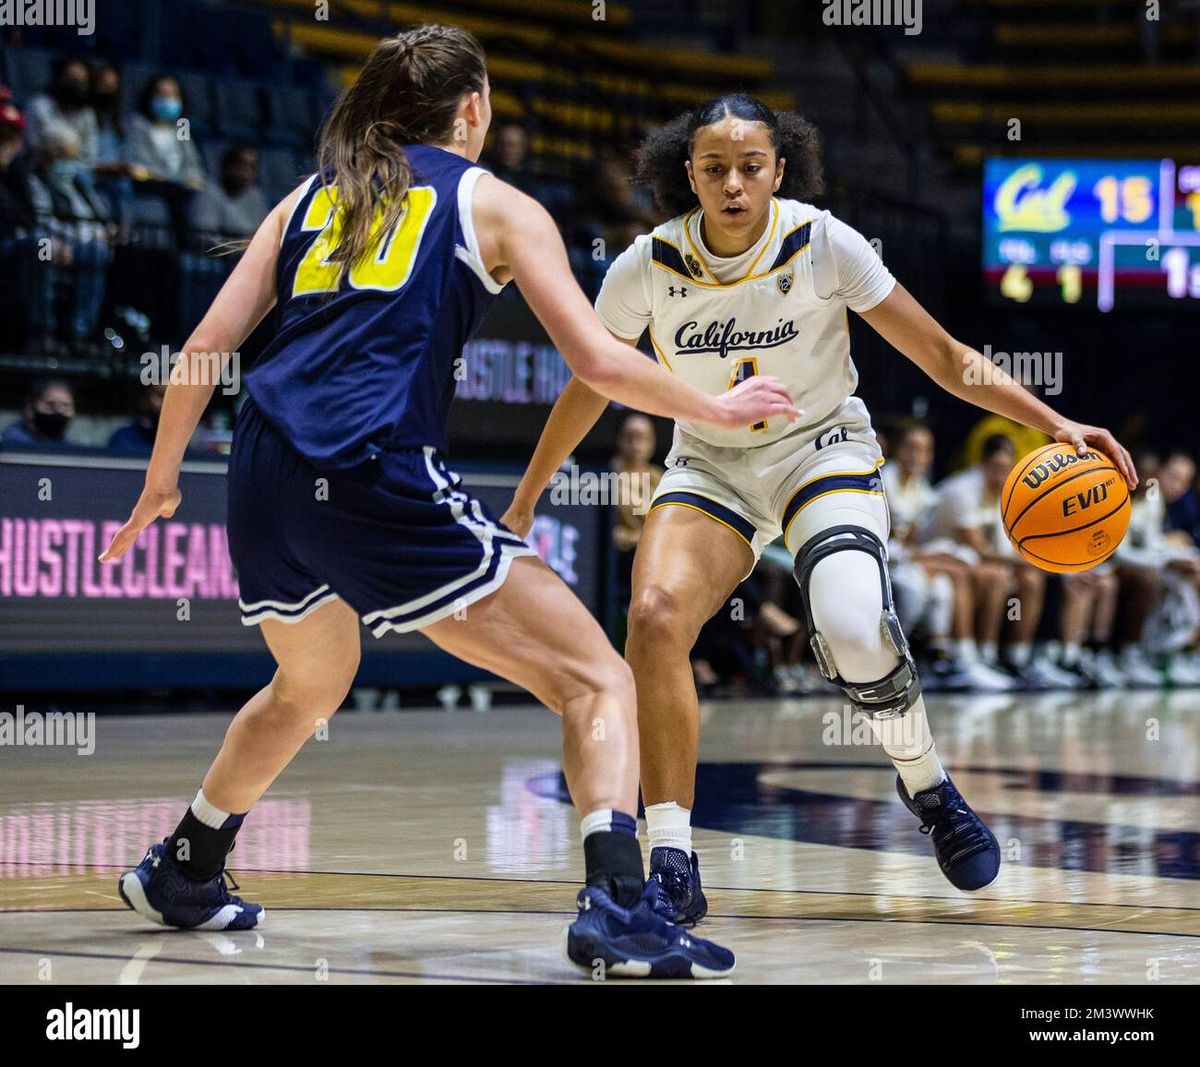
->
[[570, 353, 622, 395]]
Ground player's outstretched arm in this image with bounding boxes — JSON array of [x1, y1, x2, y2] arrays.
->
[[859, 282, 1137, 488], [502, 375, 610, 537], [100, 183, 307, 562], [473, 174, 799, 430]]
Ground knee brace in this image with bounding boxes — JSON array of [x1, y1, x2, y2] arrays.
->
[[793, 525, 922, 720]]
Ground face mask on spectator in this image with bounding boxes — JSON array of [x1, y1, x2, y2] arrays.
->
[[150, 96, 183, 123], [32, 410, 70, 440], [54, 81, 90, 108]]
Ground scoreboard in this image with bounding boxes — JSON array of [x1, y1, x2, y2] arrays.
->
[[984, 158, 1200, 311]]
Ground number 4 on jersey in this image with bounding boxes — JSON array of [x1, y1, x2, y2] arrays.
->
[[729, 358, 767, 432]]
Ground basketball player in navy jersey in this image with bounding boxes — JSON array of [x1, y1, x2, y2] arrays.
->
[[504, 94, 1137, 924], [99, 27, 798, 979]]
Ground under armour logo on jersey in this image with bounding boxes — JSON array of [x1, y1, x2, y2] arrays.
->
[[668, 285, 688, 298]]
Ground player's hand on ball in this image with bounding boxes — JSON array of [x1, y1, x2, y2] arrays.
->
[[1053, 421, 1137, 490], [500, 501, 534, 539], [714, 375, 800, 430], [99, 485, 182, 561]]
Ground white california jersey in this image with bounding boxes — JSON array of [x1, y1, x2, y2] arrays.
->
[[595, 198, 896, 448]]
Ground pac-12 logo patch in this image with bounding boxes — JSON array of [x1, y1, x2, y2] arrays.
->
[[777, 271, 793, 294], [685, 253, 704, 278]]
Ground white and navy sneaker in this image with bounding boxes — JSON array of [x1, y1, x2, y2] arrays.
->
[[648, 846, 708, 926], [118, 840, 264, 930], [897, 775, 1001, 891], [564, 879, 733, 979]]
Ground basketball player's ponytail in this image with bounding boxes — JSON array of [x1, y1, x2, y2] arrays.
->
[[634, 93, 825, 217], [317, 24, 487, 272]]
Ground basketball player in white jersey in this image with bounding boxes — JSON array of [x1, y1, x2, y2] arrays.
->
[[503, 94, 1136, 922]]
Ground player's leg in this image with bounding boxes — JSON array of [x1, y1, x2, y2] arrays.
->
[[203, 600, 362, 812], [120, 399, 365, 931], [1057, 572, 1096, 679], [1077, 568, 1125, 686], [1115, 562, 1164, 685], [973, 559, 1013, 666], [119, 597, 362, 930], [423, 556, 640, 818], [623, 502, 753, 923], [1004, 562, 1046, 673], [422, 555, 735, 978], [626, 505, 753, 808], [787, 487, 1000, 891]]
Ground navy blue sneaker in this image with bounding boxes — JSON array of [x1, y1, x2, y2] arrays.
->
[[564, 879, 733, 979], [896, 775, 1001, 891], [649, 846, 708, 926], [118, 840, 264, 930]]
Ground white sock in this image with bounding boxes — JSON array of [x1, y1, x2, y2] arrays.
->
[[191, 787, 233, 829], [980, 640, 999, 665], [1060, 641, 1081, 667], [645, 801, 692, 854], [579, 808, 638, 841], [863, 697, 946, 794], [1009, 641, 1033, 668], [954, 637, 978, 663]]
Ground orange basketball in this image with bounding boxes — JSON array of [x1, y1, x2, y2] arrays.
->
[[1000, 443, 1130, 573]]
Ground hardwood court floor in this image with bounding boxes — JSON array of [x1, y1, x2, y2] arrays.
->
[[2, 690, 1200, 984]]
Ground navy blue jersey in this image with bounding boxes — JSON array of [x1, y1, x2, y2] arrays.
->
[[244, 145, 505, 468]]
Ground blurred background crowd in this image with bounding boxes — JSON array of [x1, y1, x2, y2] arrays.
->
[[3, 0, 1200, 698], [609, 409, 1200, 697]]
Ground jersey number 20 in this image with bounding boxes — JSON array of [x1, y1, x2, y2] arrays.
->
[[292, 183, 437, 298]]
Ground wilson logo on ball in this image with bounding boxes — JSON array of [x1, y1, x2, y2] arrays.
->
[[1021, 450, 1102, 489]]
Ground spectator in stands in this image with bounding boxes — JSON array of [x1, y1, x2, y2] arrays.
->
[[127, 73, 205, 246], [190, 144, 269, 244], [28, 122, 114, 350], [611, 413, 663, 610], [1162, 450, 1200, 548], [486, 123, 534, 192], [90, 63, 125, 165], [107, 383, 167, 454], [24, 58, 99, 166], [89, 62, 134, 231], [885, 422, 1015, 691], [691, 571, 799, 696], [484, 121, 573, 222], [1115, 450, 1200, 685], [594, 142, 658, 241], [1, 378, 76, 447], [1053, 558, 1124, 687], [921, 433, 1076, 688], [0, 93, 42, 352]]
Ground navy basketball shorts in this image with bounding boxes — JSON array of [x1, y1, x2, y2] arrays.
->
[[227, 399, 536, 636]]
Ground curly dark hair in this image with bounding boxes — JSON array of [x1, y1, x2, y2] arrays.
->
[[634, 93, 824, 217]]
